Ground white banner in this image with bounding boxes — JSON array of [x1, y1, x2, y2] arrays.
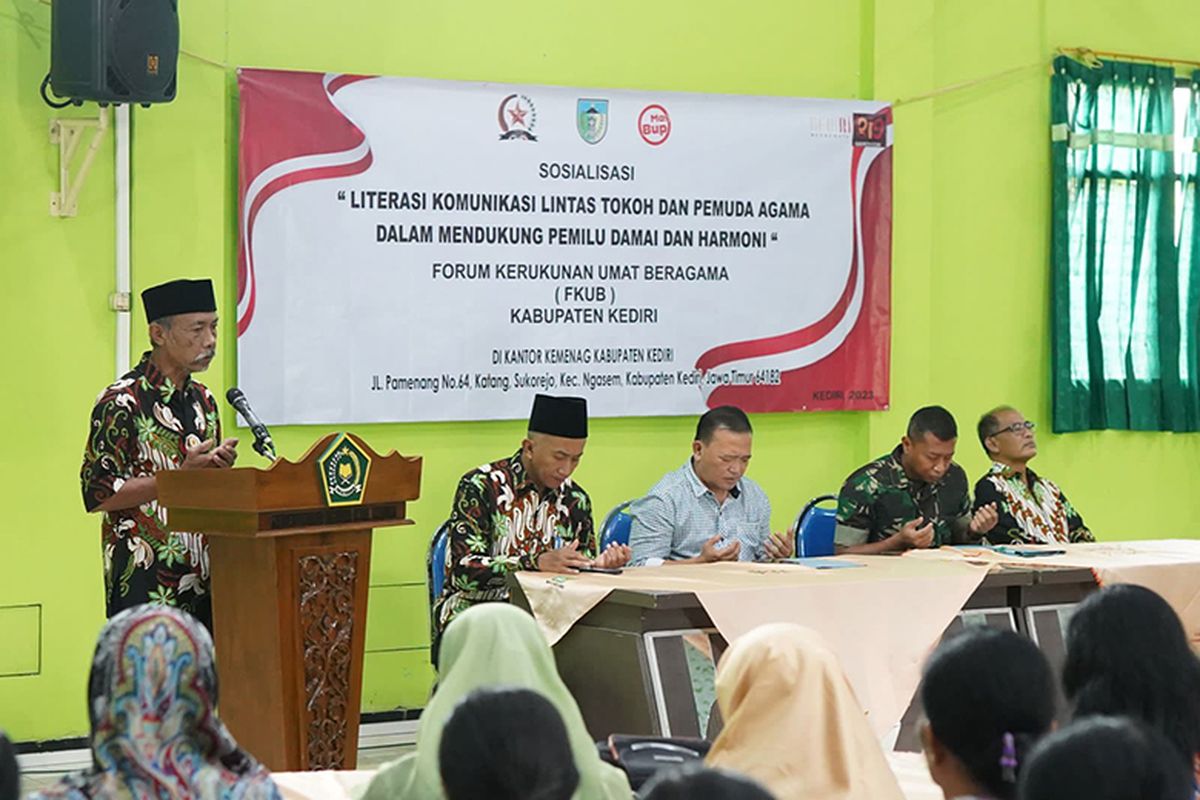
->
[[237, 69, 893, 424]]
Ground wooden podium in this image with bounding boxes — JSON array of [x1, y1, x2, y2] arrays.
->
[[157, 433, 421, 772]]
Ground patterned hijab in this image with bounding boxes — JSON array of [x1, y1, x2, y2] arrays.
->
[[30, 605, 280, 800], [360, 603, 631, 800]]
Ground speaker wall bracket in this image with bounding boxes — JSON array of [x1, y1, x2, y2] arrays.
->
[[49, 106, 110, 218]]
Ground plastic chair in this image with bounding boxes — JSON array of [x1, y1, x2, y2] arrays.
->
[[599, 499, 637, 549], [793, 494, 838, 557], [427, 521, 451, 605]]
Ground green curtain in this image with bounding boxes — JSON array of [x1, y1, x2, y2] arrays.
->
[[1050, 55, 1192, 431], [1180, 71, 1200, 429]]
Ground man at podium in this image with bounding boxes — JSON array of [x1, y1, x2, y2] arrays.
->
[[79, 279, 239, 629], [432, 394, 630, 652]]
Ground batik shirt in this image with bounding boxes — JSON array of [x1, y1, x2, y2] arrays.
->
[[80, 352, 221, 627], [835, 446, 973, 547], [433, 451, 596, 642], [973, 462, 1093, 545]]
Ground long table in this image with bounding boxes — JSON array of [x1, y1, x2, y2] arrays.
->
[[510, 559, 1096, 746]]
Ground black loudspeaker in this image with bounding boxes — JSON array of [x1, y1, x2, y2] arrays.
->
[[50, 0, 179, 106]]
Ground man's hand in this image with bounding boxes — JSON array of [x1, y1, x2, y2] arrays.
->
[[536, 540, 593, 574], [181, 439, 217, 470], [892, 517, 935, 550], [762, 531, 795, 560], [182, 438, 239, 470], [594, 543, 631, 569], [969, 502, 999, 535], [211, 437, 239, 469], [700, 534, 740, 563]]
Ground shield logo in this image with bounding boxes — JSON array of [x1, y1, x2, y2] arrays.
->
[[317, 432, 372, 507], [577, 98, 609, 145]]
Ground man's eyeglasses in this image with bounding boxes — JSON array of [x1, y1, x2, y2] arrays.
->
[[991, 421, 1036, 436]]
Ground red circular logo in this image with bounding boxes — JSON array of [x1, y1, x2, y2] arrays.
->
[[638, 104, 671, 146]]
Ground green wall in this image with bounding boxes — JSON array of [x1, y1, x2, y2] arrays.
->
[[3, 0, 1200, 740]]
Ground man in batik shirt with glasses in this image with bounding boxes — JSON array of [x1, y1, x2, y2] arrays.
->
[[974, 405, 1093, 545]]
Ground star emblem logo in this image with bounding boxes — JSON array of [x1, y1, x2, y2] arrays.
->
[[498, 93, 538, 141]]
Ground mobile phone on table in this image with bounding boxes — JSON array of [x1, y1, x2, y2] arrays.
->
[[577, 565, 623, 575]]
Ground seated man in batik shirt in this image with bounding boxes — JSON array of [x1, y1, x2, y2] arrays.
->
[[431, 394, 630, 657], [973, 406, 1093, 545]]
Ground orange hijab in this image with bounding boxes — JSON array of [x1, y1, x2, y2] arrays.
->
[[706, 624, 905, 800]]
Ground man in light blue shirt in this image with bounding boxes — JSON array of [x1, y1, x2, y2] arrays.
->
[[629, 406, 793, 566]]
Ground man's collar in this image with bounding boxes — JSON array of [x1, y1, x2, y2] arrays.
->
[[888, 445, 914, 487], [509, 449, 533, 489], [990, 461, 1038, 482], [139, 351, 191, 400], [889, 444, 953, 489], [685, 459, 741, 499], [509, 449, 564, 497]]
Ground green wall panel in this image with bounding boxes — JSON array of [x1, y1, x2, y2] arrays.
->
[[0, 606, 42, 677], [362, 649, 435, 713], [7, 0, 1200, 739], [365, 584, 431, 652]]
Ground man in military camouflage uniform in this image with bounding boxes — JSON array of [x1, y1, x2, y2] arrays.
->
[[834, 406, 998, 554]]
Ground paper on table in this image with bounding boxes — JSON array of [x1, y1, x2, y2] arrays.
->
[[779, 557, 866, 569]]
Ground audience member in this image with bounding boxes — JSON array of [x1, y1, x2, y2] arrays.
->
[[920, 627, 1056, 800], [835, 406, 997, 554], [705, 623, 904, 800], [641, 763, 775, 800], [1063, 583, 1200, 777], [362, 603, 630, 800], [439, 687, 578, 800], [28, 605, 279, 800], [1018, 716, 1192, 800]]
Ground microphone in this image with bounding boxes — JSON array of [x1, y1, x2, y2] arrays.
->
[[226, 387, 277, 461]]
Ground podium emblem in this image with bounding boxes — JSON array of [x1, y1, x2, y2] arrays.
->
[[318, 433, 372, 506]]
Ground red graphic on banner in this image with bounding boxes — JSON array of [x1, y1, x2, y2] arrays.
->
[[698, 111, 892, 412], [237, 69, 375, 336]]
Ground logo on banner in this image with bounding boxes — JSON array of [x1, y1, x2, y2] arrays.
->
[[810, 115, 852, 138], [638, 104, 671, 145], [853, 111, 888, 147], [317, 432, 372, 507], [576, 98, 609, 144], [498, 93, 538, 141]]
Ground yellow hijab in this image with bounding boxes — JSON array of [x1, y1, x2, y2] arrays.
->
[[706, 624, 904, 800], [359, 603, 631, 800]]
